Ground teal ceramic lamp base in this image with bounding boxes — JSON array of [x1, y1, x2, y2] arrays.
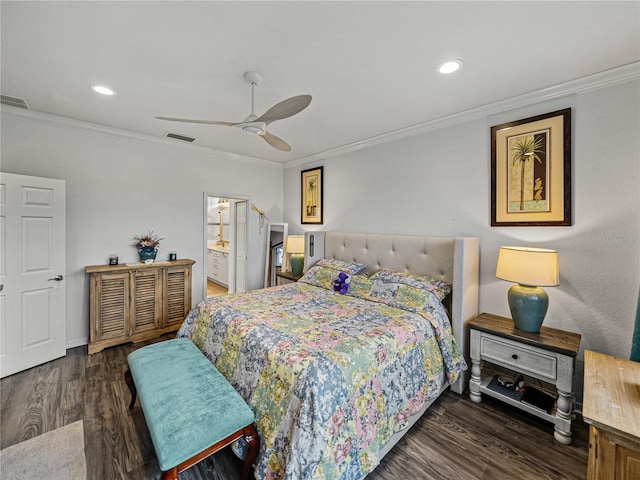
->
[[290, 254, 304, 277], [507, 284, 549, 333]]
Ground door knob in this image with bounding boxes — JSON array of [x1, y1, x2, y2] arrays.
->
[[48, 275, 64, 281]]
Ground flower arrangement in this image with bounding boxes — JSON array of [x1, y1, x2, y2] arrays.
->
[[131, 231, 162, 250]]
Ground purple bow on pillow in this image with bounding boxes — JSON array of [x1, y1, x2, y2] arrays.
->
[[332, 272, 351, 295]]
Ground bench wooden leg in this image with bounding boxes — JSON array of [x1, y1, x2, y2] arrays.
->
[[124, 368, 137, 409], [161, 467, 179, 480], [160, 424, 259, 480], [243, 423, 259, 480]]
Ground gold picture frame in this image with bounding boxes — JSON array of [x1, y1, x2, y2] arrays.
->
[[491, 108, 572, 226], [301, 166, 323, 224]]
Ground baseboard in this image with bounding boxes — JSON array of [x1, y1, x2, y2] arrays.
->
[[66, 338, 88, 349], [574, 402, 583, 415]]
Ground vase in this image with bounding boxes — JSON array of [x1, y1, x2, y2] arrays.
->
[[138, 247, 157, 263]]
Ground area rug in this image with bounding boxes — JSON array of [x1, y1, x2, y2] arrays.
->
[[0, 420, 86, 480]]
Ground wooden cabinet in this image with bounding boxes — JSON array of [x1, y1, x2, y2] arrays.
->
[[207, 249, 228, 287], [469, 312, 581, 445], [86, 259, 195, 354], [583, 350, 640, 480], [207, 249, 215, 279]]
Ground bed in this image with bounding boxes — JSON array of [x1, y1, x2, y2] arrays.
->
[[177, 232, 479, 479]]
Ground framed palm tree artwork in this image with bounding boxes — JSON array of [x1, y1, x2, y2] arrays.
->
[[301, 166, 323, 224], [491, 108, 572, 226]]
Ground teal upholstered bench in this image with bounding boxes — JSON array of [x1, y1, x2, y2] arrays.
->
[[125, 338, 258, 480]]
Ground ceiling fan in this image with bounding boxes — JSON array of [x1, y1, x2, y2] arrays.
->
[[155, 71, 311, 152]]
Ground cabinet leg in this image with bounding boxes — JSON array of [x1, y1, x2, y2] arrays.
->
[[554, 388, 572, 445], [554, 429, 572, 445], [469, 357, 482, 403]]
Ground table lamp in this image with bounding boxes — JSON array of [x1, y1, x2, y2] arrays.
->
[[495, 246, 559, 333], [286, 235, 305, 276]]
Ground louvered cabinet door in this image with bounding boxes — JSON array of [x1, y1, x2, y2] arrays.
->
[[89, 272, 129, 351], [131, 269, 162, 334], [163, 265, 192, 329]]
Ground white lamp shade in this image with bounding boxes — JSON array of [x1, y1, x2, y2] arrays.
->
[[285, 235, 305, 254], [496, 246, 559, 287]]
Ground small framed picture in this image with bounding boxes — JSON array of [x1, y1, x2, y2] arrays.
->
[[491, 108, 572, 226], [301, 166, 323, 224]]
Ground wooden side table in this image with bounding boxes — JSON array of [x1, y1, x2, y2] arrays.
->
[[275, 267, 302, 285], [468, 312, 581, 444], [583, 350, 640, 479]]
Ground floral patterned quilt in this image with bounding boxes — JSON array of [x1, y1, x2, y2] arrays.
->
[[177, 266, 466, 480]]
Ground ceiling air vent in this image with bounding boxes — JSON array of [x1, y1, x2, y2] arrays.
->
[[165, 132, 196, 143], [1, 94, 29, 109]]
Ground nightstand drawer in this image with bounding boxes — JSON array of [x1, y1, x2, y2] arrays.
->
[[481, 334, 557, 381]]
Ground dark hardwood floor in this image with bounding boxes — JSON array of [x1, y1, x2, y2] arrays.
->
[[1, 336, 589, 479]]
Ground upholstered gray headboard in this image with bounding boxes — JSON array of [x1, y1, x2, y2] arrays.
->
[[304, 231, 479, 394]]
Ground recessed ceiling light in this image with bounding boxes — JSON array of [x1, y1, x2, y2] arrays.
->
[[438, 60, 463, 74], [91, 85, 115, 96]]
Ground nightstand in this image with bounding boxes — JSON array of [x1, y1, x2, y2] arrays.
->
[[275, 267, 302, 285], [468, 312, 581, 445]]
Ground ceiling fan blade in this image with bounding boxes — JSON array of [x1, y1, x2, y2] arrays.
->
[[262, 131, 291, 151], [155, 116, 235, 126], [255, 95, 312, 125]]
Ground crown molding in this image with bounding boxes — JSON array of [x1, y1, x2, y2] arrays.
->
[[3, 62, 637, 171], [0, 106, 284, 169], [284, 62, 640, 168]]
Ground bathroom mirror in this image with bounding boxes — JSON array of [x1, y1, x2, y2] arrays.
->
[[208, 197, 230, 246]]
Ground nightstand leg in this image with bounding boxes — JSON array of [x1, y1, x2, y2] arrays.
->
[[469, 356, 482, 403], [554, 388, 573, 445]]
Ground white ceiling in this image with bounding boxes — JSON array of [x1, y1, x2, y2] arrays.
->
[[2, 1, 639, 164]]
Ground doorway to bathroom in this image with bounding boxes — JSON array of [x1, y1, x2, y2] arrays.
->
[[204, 194, 248, 298]]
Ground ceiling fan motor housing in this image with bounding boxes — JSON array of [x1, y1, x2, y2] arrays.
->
[[241, 122, 266, 135]]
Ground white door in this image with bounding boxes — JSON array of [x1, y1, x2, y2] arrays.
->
[[235, 201, 247, 293], [0, 173, 66, 378], [227, 201, 237, 293]]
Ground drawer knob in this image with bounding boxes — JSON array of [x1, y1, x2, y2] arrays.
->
[[512, 354, 518, 360]]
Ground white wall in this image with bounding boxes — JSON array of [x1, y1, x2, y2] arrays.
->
[[1, 109, 284, 347], [283, 79, 640, 400], [2, 79, 638, 401]]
